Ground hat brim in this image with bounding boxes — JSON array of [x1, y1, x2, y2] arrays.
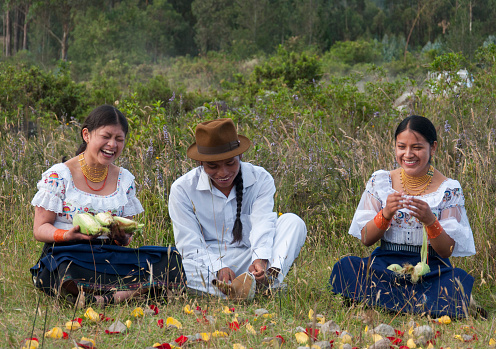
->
[[187, 135, 251, 161]]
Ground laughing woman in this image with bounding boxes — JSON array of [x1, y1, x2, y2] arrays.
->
[[169, 118, 307, 298], [329, 115, 481, 318], [31, 105, 184, 306]]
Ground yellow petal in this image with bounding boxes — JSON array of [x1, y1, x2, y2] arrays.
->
[[131, 307, 144, 318], [84, 307, 100, 322], [222, 306, 231, 314], [489, 338, 496, 346], [372, 334, 383, 343], [166, 317, 183, 329], [308, 309, 315, 320], [81, 337, 96, 346], [212, 330, 228, 337], [184, 304, 194, 314], [317, 316, 326, 324], [65, 320, 81, 331], [341, 334, 352, 344], [437, 315, 451, 324], [21, 339, 39, 349], [295, 332, 309, 344], [153, 343, 163, 347], [427, 342, 435, 349], [200, 333, 211, 341], [44, 327, 63, 339], [246, 323, 257, 335], [454, 334, 464, 341], [364, 325, 369, 333], [407, 338, 417, 348], [262, 313, 275, 319], [125, 320, 132, 328], [233, 344, 246, 349]]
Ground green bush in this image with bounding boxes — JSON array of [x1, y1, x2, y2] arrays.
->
[[0, 61, 89, 124]]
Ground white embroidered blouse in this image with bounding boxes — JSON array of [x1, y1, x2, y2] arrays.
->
[[31, 163, 144, 230], [349, 170, 476, 257]]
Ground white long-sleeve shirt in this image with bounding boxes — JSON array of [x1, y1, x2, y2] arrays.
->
[[169, 161, 278, 274]]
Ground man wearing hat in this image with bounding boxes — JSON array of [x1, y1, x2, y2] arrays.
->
[[168, 118, 307, 298]]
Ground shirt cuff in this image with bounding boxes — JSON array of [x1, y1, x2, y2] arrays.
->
[[251, 248, 272, 263]]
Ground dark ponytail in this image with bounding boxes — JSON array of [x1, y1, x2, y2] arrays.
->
[[231, 169, 243, 244]]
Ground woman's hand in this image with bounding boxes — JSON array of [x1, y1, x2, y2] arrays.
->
[[63, 225, 93, 242], [217, 267, 236, 283], [383, 192, 405, 220], [402, 196, 436, 225], [248, 259, 268, 282]]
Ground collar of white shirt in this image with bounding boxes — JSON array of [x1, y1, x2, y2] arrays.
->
[[196, 162, 256, 195]]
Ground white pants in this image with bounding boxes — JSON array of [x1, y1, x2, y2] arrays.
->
[[182, 213, 307, 296]]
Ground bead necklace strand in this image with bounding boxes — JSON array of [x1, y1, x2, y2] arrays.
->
[[400, 165, 434, 196], [78, 152, 109, 191]]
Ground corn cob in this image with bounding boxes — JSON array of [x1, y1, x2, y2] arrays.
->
[[73, 212, 110, 235], [94, 212, 114, 226]]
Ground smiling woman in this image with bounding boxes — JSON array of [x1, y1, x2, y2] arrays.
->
[[329, 115, 482, 319], [30, 105, 184, 307]]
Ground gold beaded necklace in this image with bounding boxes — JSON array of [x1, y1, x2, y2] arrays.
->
[[400, 165, 434, 196], [78, 152, 109, 183]]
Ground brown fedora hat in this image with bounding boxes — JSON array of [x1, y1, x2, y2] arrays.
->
[[187, 118, 251, 161]]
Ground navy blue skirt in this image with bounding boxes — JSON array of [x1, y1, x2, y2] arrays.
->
[[329, 247, 474, 318], [31, 242, 185, 297]]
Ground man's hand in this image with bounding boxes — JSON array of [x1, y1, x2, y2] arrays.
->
[[217, 267, 236, 283], [248, 259, 268, 282]]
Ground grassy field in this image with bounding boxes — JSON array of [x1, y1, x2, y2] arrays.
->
[[0, 65, 495, 348]]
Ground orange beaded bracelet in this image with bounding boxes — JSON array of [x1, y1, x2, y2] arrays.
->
[[426, 218, 443, 239], [53, 229, 69, 242], [373, 209, 392, 230]]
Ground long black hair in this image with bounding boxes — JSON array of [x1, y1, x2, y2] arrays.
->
[[395, 115, 437, 145], [231, 169, 244, 244], [76, 105, 129, 155]]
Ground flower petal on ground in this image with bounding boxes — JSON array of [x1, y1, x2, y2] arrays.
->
[[65, 320, 82, 331], [166, 317, 183, 329], [184, 305, 194, 315], [295, 332, 309, 344], [20, 338, 39, 349], [44, 327, 64, 339], [84, 308, 100, 322], [131, 307, 144, 318], [246, 323, 257, 335], [105, 320, 128, 334], [175, 335, 188, 346]]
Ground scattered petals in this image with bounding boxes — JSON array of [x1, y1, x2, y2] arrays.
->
[[153, 344, 172, 349], [84, 308, 100, 322], [489, 338, 496, 346], [436, 315, 451, 324], [407, 338, 417, 348], [305, 327, 320, 341], [131, 307, 144, 318], [233, 344, 246, 349], [387, 337, 402, 345], [125, 320, 132, 328], [200, 333, 211, 341], [260, 325, 267, 333], [262, 313, 276, 319], [149, 304, 159, 315], [44, 327, 64, 339], [158, 319, 164, 328], [222, 306, 233, 314], [166, 317, 183, 329]]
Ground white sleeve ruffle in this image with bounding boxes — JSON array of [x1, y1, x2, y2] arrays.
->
[[31, 164, 68, 213]]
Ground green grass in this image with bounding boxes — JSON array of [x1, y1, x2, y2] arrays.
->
[[1, 66, 496, 348]]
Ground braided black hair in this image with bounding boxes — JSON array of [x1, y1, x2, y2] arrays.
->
[[231, 169, 243, 243]]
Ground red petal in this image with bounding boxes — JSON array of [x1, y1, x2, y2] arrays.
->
[[260, 326, 267, 333], [157, 319, 164, 328], [435, 330, 441, 338], [229, 321, 240, 331], [175, 335, 188, 346], [395, 329, 405, 336], [154, 344, 172, 349], [105, 330, 122, 334], [387, 337, 402, 344], [63, 332, 68, 339], [305, 328, 319, 340], [150, 304, 159, 315], [275, 335, 285, 344], [230, 307, 235, 312]]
